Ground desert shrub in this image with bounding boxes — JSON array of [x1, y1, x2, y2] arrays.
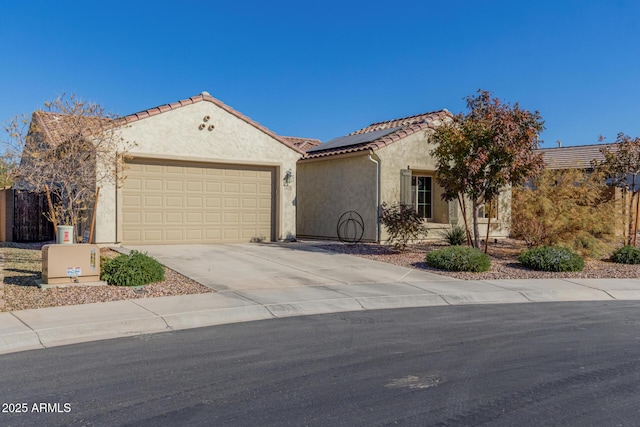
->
[[425, 246, 490, 272], [610, 245, 640, 264], [518, 246, 584, 272], [101, 250, 165, 286], [511, 169, 615, 257], [380, 202, 428, 251], [441, 225, 467, 246]]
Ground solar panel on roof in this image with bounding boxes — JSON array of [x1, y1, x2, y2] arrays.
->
[[307, 127, 403, 153]]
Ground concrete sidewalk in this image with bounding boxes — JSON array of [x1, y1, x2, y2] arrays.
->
[[2, 276, 640, 355]]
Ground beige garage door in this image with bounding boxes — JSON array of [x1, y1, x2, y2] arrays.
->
[[122, 160, 274, 244]]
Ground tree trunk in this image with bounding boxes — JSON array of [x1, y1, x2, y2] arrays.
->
[[484, 200, 492, 253], [457, 193, 472, 246], [633, 191, 640, 246], [623, 189, 628, 244], [472, 198, 480, 248], [628, 190, 635, 246]]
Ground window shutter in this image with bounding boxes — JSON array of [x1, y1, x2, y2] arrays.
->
[[400, 169, 412, 205]]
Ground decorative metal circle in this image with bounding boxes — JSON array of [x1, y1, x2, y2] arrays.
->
[[337, 211, 364, 244]]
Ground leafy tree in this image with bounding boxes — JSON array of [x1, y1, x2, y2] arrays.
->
[[4, 94, 136, 237], [591, 133, 640, 245], [431, 90, 545, 250], [511, 168, 616, 257]]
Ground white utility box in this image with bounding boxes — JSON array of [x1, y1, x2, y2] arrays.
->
[[41, 244, 100, 284]]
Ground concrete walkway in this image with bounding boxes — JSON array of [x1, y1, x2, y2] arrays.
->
[[2, 242, 640, 355]]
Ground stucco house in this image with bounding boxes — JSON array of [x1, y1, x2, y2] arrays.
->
[[27, 92, 305, 245], [296, 111, 513, 242]]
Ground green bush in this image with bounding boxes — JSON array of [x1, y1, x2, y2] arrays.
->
[[101, 250, 165, 286], [380, 202, 428, 252], [610, 245, 640, 264], [441, 225, 467, 246], [425, 246, 490, 272], [518, 246, 584, 272]]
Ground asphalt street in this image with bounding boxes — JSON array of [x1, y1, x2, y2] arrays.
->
[[2, 302, 640, 426]]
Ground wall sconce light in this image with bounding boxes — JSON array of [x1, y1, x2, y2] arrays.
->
[[203, 115, 211, 122], [198, 123, 206, 130], [208, 124, 215, 131], [283, 169, 294, 187]]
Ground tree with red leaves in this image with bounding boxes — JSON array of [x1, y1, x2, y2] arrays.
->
[[431, 90, 545, 250]]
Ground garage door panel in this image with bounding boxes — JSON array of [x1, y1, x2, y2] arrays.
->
[[205, 229, 222, 239], [243, 199, 257, 208], [206, 212, 221, 223], [144, 196, 163, 207], [165, 196, 183, 207], [123, 160, 274, 244], [186, 181, 203, 192], [186, 229, 203, 240], [206, 182, 222, 192], [187, 212, 203, 223], [166, 212, 184, 223], [206, 197, 221, 208], [145, 179, 163, 191], [224, 183, 240, 193], [165, 229, 184, 241], [145, 212, 162, 224], [145, 165, 163, 173], [123, 212, 142, 224], [184, 197, 202, 208], [165, 180, 183, 191], [224, 212, 239, 223], [224, 198, 239, 208], [144, 229, 163, 242]]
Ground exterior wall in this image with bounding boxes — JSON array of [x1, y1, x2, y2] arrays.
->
[[469, 188, 512, 239], [375, 130, 512, 241], [96, 101, 301, 244], [297, 154, 378, 241], [375, 130, 458, 241]]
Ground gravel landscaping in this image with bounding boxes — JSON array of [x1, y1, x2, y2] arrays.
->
[[0, 243, 212, 312], [2, 239, 639, 313], [317, 239, 640, 280]]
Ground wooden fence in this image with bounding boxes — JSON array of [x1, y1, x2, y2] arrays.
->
[[12, 190, 55, 242]]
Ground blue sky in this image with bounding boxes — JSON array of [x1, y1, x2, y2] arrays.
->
[[1, 0, 639, 147]]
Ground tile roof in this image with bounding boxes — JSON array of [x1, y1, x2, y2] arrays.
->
[[537, 143, 617, 170], [280, 136, 323, 152], [302, 109, 453, 160], [31, 110, 110, 147], [32, 92, 306, 155]]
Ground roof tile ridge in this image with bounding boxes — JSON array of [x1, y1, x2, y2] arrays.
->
[[32, 110, 57, 143], [349, 109, 450, 135]]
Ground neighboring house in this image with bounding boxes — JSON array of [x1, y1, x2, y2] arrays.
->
[[537, 143, 621, 197], [296, 111, 512, 242], [27, 92, 305, 245], [538, 143, 614, 170]]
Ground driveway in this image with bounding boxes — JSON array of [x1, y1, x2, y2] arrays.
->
[[123, 242, 458, 292]]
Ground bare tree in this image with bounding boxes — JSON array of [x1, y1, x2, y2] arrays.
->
[[4, 94, 136, 238]]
